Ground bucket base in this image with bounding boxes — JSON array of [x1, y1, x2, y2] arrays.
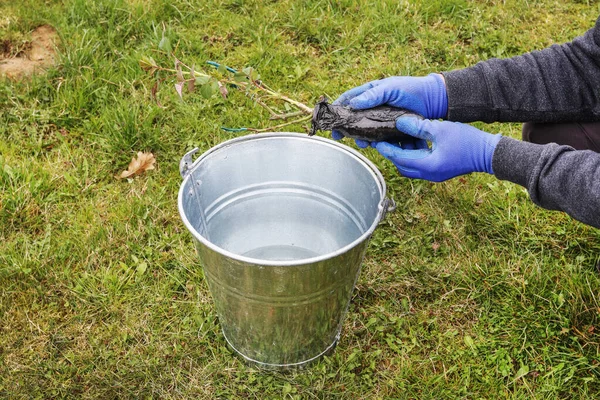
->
[[223, 330, 340, 370]]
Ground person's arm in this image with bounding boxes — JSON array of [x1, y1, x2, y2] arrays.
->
[[377, 117, 600, 229], [443, 17, 600, 123], [492, 137, 600, 227]]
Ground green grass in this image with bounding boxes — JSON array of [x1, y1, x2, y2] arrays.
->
[[2, 0, 600, 398]]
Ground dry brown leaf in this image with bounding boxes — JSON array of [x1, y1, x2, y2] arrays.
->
[[118, 152, 156, 179], [218, 81, 228, 99], [188, 64, 195, 93], [174, 82, 184, 100]]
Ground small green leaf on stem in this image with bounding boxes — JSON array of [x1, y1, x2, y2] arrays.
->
[[217, 64, 227, 75], [139, 56, 158, 74], [200, 82, 214, 99], [234, 72, 247, 82], [210, 78, 219, 93], [195, 75, 210, 85], [242, 66, 260, 81]]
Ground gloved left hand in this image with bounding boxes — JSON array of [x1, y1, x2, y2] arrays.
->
[[331, 74, 448, 148], [375, 117, 502, 182]]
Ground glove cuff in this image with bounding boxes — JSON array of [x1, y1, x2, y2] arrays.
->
[[483, 133, 503, 175], [427, 73, 448, 120]]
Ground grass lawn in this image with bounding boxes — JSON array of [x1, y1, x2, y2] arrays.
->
[[1, 0, 600, 398]]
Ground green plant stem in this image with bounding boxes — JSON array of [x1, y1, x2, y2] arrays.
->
[[270, 110, 306, 120], [155, 66, 314, 117], [253, 84, 313, 114], [246, 115, 312, 132]]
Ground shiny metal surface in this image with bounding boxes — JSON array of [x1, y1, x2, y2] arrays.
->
[[178, 132, 391, 368]]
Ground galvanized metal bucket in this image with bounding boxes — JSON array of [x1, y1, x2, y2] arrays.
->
[[178, 132, 394, 368]]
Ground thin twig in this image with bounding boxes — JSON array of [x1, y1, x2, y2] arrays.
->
[[246, 115, 312, 133], [269, 110, 306, 120], [253, 83, 313, 114], [149, 58, 315, 129], [254, 97, 280, 119]]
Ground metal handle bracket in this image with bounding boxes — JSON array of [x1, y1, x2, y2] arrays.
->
[[381, 197, 397, 220], [180, 148, 200, 179]]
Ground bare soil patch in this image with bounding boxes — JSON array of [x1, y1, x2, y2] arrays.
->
[[0, 25, 58, 79]]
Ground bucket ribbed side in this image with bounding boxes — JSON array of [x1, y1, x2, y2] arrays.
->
[[178, 133, 388, 368]]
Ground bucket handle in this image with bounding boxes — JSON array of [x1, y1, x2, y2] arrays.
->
[[179, 147, 212, 241], [180, 147, 200, 179]]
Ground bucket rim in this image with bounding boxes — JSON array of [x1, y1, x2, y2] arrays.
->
[[177, 132, 388, 266]]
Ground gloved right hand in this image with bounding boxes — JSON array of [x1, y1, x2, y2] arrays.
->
[[375, 117, 502, 182], [332, 74, 448, 147]]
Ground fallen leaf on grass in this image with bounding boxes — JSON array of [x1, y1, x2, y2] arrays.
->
[[118, 152, 156, 179]]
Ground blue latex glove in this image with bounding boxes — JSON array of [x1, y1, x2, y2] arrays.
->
[[375, 117, 502, 182], [332, 74, 448, 147]]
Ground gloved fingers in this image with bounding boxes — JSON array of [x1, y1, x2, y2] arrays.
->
[[374, 141, 398, 159], [331, 130, 344, 140], [375, 141, 430, 161], [395, 116, 434, 142], [348, 86, 424, 113], [330, 132, 372, 149], [347, 84, 394, 110], [394, 164, 423, 180], [388, 149, 431, 181], [355, 139, 371, 148], [333, 80, 381, 106]]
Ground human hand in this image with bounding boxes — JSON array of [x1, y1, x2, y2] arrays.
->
[[331, 74, 448, 147], [375, 117, 502, 182]]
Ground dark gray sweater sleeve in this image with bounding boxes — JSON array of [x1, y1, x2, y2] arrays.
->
[[492, 137, 600, 228], [441, 17, 600, 228], [442, 17, 600, 123]]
